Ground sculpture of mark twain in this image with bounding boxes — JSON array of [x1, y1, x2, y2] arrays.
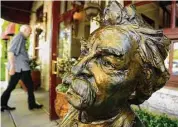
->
[[59, 1, 170, 127]]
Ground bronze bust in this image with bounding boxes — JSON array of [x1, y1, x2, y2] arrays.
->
[[58, 1, 170, 127]]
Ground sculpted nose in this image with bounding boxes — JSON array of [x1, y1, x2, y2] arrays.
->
[[71, 63, 92, 77], [71, 53, 95, 76], [71, 58, 87, 75]]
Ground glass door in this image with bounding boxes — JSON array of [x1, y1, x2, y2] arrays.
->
[[172, 42, 178, 75], [50, 1, 77, 120], [50, 1, 91, 120], [58, 22, 72, 59]]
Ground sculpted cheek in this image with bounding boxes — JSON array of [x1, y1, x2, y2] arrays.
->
[[88, 62, 110, 89], [126, 62, 141, 80]]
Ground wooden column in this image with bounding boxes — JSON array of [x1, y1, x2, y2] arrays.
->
[[49, 1, 60, 120], [170, 1, 176, 29], [169, 42, 174, 74], [168, 1, 176, 75]]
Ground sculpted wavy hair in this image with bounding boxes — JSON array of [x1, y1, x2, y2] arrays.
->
[[103, 1, 170, 105]]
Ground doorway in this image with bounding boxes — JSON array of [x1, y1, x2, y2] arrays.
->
[[49, 1, 90, 120]]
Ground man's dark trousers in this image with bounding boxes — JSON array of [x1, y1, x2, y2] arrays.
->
[[1, 70, 36, 107]]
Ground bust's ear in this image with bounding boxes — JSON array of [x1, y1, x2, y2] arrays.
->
[[138, 36, 168, 73], [128, 62, 170, 105], [128, 64, 154, 105], [142, 64, 152, 80]]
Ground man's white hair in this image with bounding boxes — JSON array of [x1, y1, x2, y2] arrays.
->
[[20, 25, 31, 32]]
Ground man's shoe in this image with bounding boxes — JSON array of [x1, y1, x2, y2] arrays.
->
[[1, 105, 16, 112], [29, 104, 43, 110]]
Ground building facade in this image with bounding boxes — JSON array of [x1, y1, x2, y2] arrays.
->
[[1, 1, 178, 120]]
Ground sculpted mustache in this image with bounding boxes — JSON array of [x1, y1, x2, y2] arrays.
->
[[70, 69, 127, 95], [70, 78, 96, 109], [67, 69, 127, 108]]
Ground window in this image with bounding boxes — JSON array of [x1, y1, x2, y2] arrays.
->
[[172, 42, 178, 75], [165, 40, 178, 87]]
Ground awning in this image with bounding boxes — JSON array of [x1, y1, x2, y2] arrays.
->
[[1, 1, 34, 24], [5, 23, 16, 36], [1, 32, 9, 40]]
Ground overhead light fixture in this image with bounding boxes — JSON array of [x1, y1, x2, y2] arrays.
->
[[73, 11, 84, 21]]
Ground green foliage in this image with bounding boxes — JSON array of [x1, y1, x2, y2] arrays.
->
[[0, 58, 7, 81], [25, 38, 30, 51], [135, 109, 178, 127], [57, 58, 77, 77], [29, 58, 40, 71], [56, 84, 69, 93], [0, 40, 7, 59], [1, 20, 9, 32]]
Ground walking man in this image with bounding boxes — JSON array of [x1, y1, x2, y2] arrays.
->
[[1, 25, 43, 111]]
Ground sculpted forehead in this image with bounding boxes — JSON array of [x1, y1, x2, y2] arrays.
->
[[89, 26, 132, 54]]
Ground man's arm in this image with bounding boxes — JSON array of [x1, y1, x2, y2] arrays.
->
[[8, 33, 23, 75], [8, 52, 15, 75]]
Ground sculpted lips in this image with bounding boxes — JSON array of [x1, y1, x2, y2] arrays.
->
[[66, 78, 96, 110]]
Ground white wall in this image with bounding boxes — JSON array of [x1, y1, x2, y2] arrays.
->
[[141, 88, 178, 118], [29, 1, 52, 91]]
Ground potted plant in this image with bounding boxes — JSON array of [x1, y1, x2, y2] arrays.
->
[[55, 83, 69, 118], [30, 57, 41, 90], [55, 58, 77, 118], [19, 57, 41, 91]]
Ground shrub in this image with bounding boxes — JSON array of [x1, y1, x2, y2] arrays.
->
[[29, 57, 40, 71], [56, 84, 69, 93], [135, 109, 178, 127]]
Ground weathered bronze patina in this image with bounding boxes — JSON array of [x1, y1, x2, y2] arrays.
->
[[57, 1, 170, 127]]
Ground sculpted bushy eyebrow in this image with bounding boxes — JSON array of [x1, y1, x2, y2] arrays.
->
[[96, 48, 124, 57]]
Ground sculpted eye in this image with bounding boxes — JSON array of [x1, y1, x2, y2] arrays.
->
[[102, 59, 115, 69]]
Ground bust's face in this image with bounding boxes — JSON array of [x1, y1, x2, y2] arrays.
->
[[63, 26, 141, 121]]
